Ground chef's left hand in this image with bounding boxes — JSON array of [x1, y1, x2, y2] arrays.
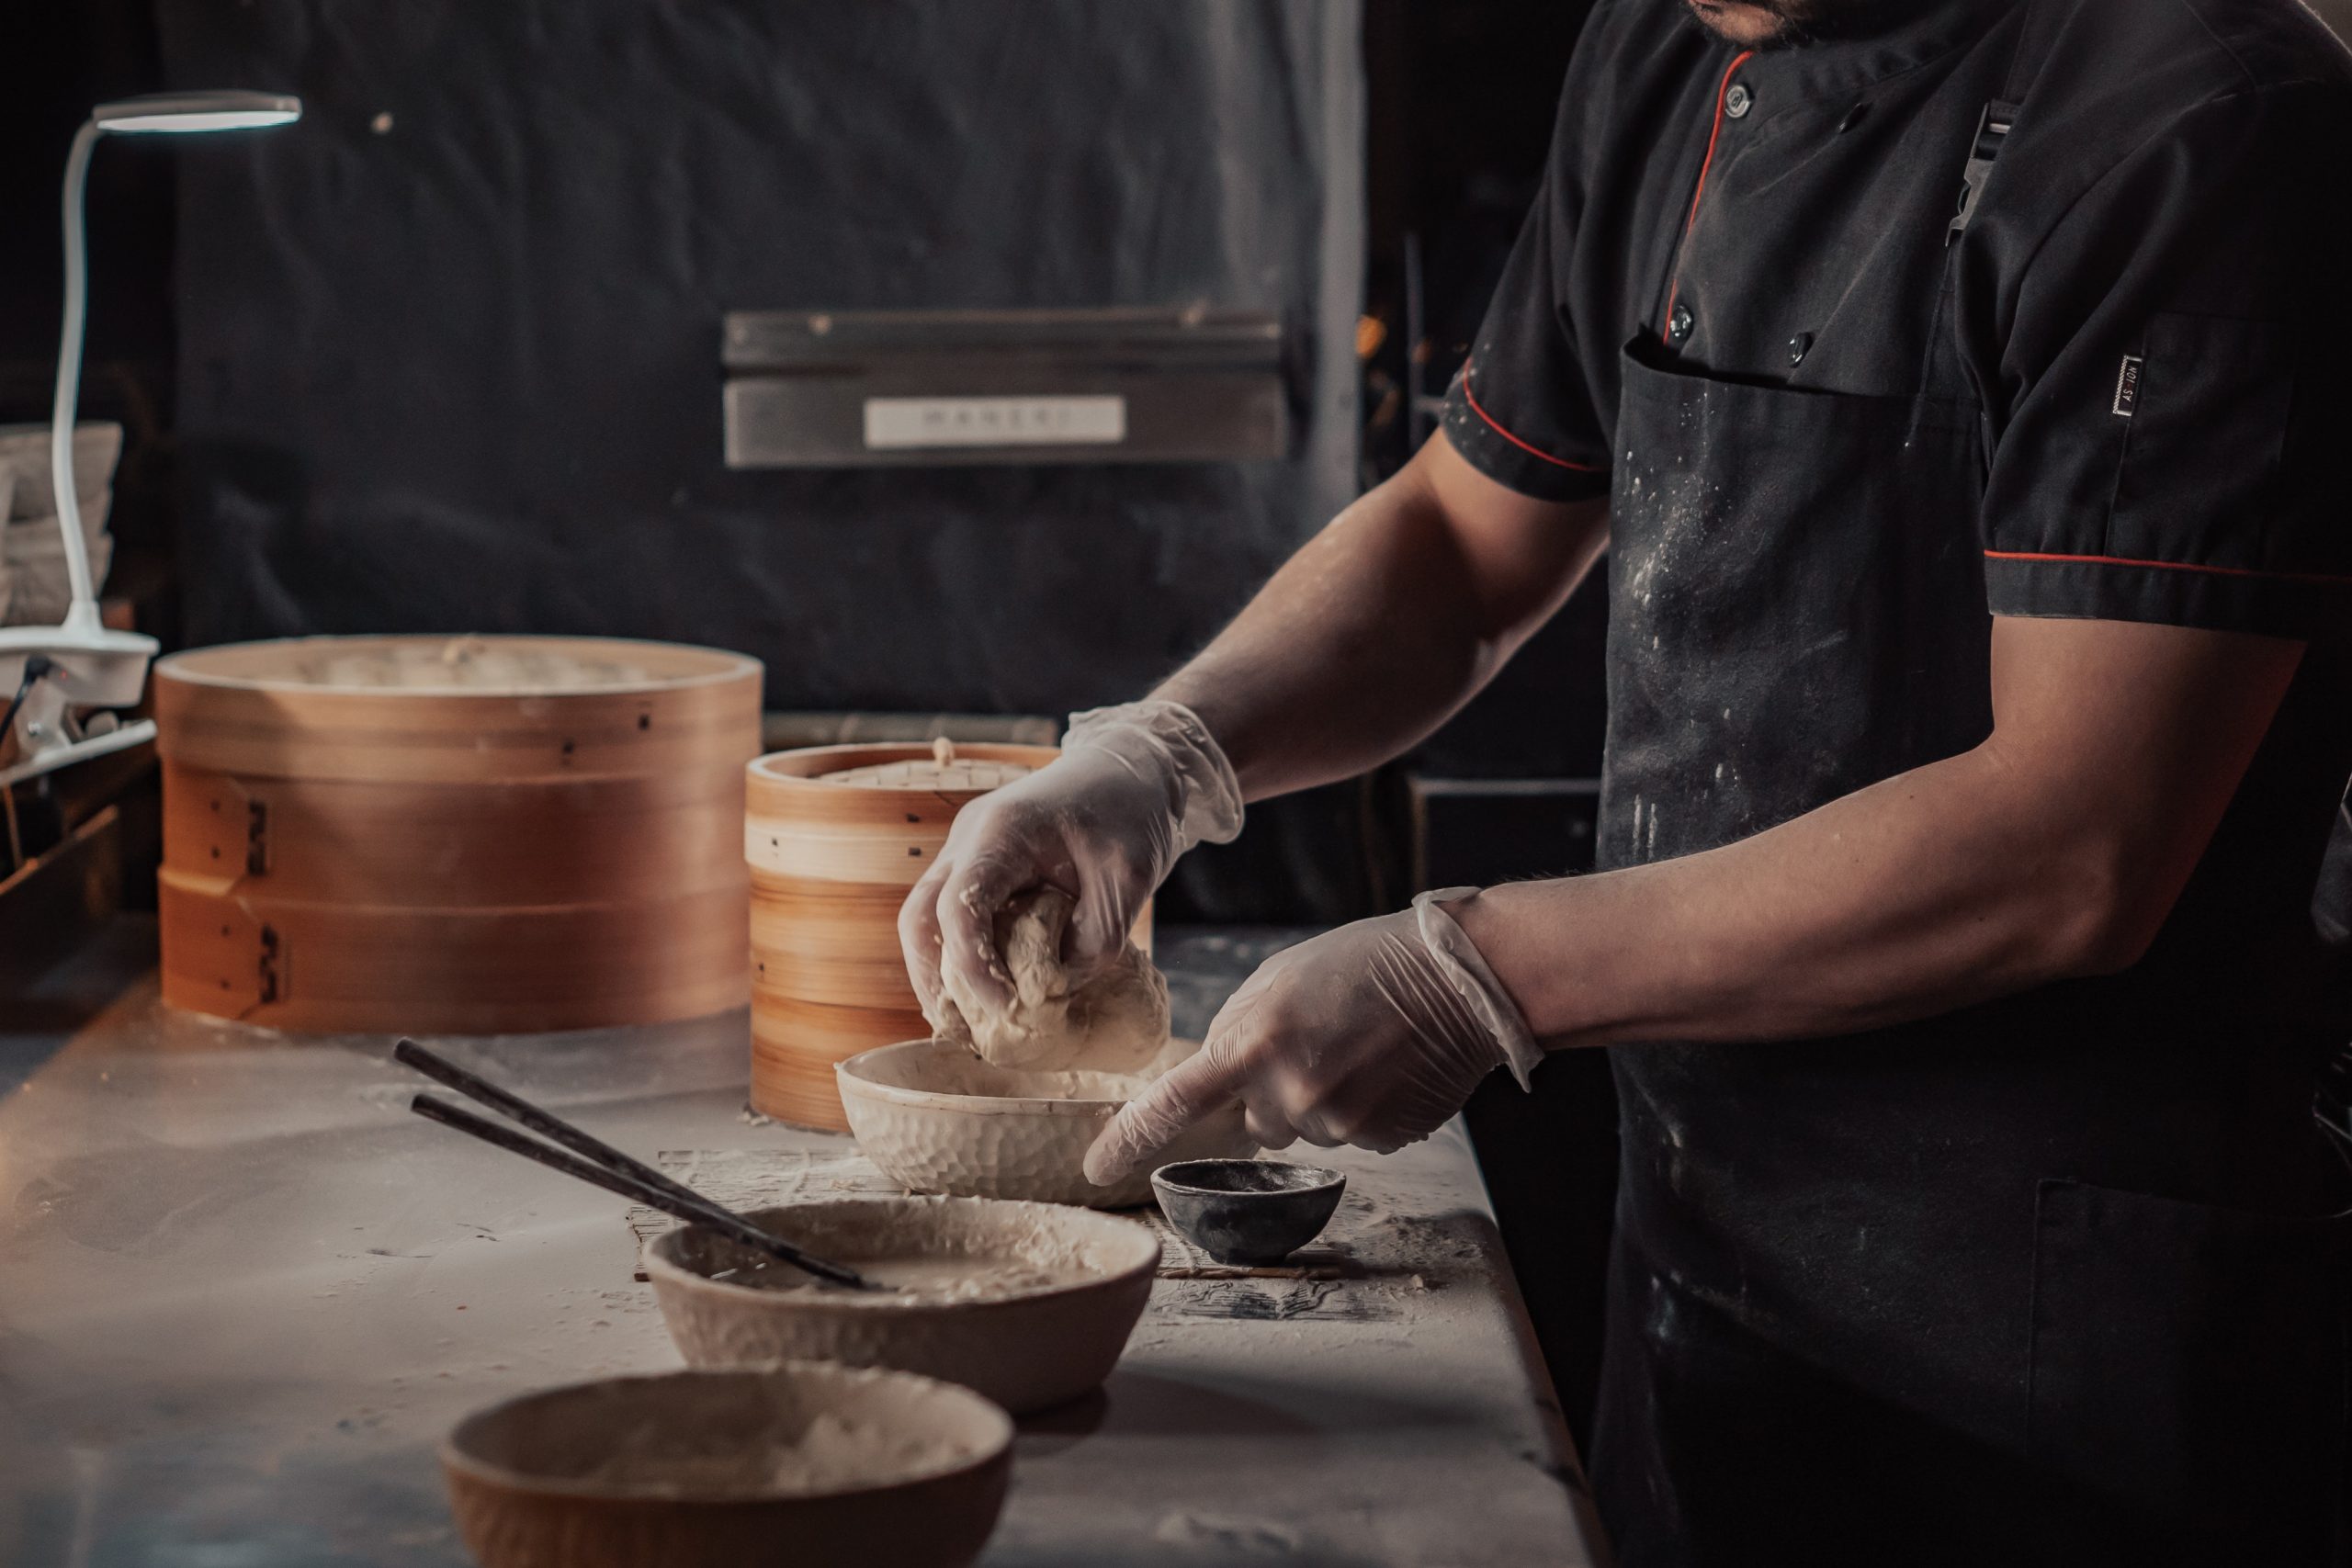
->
[[1083, 890, 1544, 1186]]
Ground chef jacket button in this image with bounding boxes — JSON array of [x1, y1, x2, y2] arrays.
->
[[1725, 82, 1755, 120], [1789, 332, 1815, 367], [1668, 303, 1695, 345]]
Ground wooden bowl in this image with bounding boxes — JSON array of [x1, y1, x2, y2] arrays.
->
[[645, 1198, 1159, 1416], [836, 1037, 1255, 1208], [440, 1364, 1012, 1568]]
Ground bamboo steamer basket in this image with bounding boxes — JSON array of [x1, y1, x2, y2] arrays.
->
[[154, 635, 763, 1034], [746, 741, 1151, 1130]]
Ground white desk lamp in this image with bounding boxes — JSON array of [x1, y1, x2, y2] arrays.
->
[[0, 91, 300, 788]]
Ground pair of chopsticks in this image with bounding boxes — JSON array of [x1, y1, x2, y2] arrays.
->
[[394, 1038, 876, 1291]]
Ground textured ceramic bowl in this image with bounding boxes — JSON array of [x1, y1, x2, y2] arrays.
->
[[1152, 1158, 1347, 1267], [835, 1036, 1256, 1207], [646, 1197, 1159, 1415], [440, 1364, 1012, 1568]]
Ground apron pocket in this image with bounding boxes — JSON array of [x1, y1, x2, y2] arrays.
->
[[2028, 1178, 2349, 1562]]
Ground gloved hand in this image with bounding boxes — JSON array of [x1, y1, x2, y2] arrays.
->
[[899, 700, 1244, 1023], [1083, 889, 1546, 1185]]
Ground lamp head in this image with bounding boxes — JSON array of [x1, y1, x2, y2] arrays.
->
[[92, 91, 300, 135]]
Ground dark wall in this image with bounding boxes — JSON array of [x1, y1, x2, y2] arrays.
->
[[0, 2, 180, 630], [0, 5, 169, 417], [161, 1, 1363, 719], [1364, 0, 1607, 787]]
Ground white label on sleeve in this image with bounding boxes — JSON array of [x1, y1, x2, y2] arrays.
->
[[863, 395, 1127, 450], [2113, 355, 2143, 419]]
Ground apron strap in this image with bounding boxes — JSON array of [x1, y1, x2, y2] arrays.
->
[[1920, 0, 2064, 432], [1947, 0, 2064, 246]]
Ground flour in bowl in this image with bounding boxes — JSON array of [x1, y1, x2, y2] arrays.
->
[[575, 1409, 981, 1495], [713, 1252, 1083, 1303]]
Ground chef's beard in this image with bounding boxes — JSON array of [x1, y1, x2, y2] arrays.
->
[[1683, 0, 1918, 48], [1681, 0, 1829, 45]]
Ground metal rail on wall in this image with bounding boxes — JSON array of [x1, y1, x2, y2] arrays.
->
[[719, 306, 1291, 468]]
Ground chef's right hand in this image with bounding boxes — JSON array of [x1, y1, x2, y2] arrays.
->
[[898, 700, 1245, 1021]]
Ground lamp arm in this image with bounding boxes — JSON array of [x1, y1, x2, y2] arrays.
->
[[50, 118, 104, 637]]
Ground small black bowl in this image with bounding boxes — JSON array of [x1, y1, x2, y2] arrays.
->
[[1151, 1159, 1347, 1267]]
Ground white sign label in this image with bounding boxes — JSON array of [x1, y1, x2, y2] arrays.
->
[[863, 395, 1127, 450]]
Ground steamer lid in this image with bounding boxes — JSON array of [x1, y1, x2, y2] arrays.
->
[[818, 737, 1035, 791], [819, 759, 1035, 790]]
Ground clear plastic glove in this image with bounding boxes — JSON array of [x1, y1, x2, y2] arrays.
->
[[899, 700, 1243, 1024], [1083, 889, 1545, 1185]]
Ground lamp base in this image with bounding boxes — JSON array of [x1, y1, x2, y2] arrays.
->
[[0, 717, 155, 789], [0, 621, 159, 786]]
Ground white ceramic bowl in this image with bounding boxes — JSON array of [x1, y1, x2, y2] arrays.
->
[[441, 1363, 1012, 1568], [835, 1036, 1256, 1208], [646, 1197, 1160, 1416]]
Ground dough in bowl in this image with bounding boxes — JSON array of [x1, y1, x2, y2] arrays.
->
[[927, 886, 1170, 1073]]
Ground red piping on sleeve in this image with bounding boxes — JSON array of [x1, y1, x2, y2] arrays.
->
[[1662, 50, 1757, 347], [1459, 364, 1606, 474], [1984, 548, 2352, 586]]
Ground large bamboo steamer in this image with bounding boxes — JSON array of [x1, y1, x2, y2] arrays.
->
[[745, 742, 1151, 1131], [154, 635, 763, 1034]]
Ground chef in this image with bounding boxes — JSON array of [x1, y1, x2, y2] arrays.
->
[[900, 0, 2352, 1561]]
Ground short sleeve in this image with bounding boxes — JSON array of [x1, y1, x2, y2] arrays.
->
[[1440, 76, 1613, 504], [1980, 84, 2352, 638]]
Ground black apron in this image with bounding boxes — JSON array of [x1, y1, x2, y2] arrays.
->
[[1586, 7, 2352, 1564]]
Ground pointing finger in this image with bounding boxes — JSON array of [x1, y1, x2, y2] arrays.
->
[[1083, 1040, 1253, 1186]]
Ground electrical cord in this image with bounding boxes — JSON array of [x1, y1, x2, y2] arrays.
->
[[0, 654, 55, 745], [0, 656, 51, 875]]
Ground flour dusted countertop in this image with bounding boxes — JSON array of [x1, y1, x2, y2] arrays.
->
[[0, 922, 1602, 1566]]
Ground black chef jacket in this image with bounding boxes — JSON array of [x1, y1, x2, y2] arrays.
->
[[1442, 1, 2352, 1564]]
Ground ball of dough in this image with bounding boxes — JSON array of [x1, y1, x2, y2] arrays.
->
[[927, 886, 1170, 1073]]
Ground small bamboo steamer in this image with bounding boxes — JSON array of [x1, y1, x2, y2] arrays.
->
[[154, 635, 763, 1034], [746, 741, 1150, 1130]]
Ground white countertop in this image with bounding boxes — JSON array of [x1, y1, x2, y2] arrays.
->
[[0, 924, 1604, 1566]]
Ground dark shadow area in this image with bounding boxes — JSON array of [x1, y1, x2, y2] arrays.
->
[[0, 915, 156, 1091]]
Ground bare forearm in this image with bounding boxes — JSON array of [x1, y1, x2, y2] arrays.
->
[[1457, 750, 2120, 1046], [1453, 621, 2305, 1049], [1158, 437, 1607, 802], [1156, 475, 1495, 800]]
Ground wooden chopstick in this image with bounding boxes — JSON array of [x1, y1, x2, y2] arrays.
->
[[395, 1042, 875, 1290], [395, 1038, 724, 1220], [407, 1094, 797, 1254]]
